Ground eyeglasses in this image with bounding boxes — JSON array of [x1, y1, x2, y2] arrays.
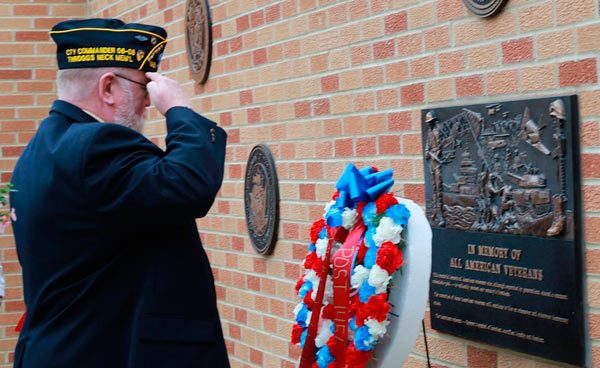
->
[[114, 73, 147, 94]]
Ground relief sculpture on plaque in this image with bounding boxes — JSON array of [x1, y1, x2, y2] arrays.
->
[[423, 98, 572, 238]]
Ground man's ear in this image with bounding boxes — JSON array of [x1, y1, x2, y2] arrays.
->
[[98, 72, 116, 106]]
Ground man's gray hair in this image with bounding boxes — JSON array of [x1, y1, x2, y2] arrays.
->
[[56, 67, 124, 100]]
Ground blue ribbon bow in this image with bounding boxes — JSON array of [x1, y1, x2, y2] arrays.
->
[[325, 163, 394, 227]]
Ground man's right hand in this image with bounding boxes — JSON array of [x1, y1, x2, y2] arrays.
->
[[145, 72, 192, 116]]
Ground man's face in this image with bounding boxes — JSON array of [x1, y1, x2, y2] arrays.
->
[[113, 70, 151, 133]]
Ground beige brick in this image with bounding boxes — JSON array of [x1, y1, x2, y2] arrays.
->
[[340, 70, 361, 90], [468, 43, 499, 69], [426, 78, 453, 102], [424, 25, 450, 51], [497, 352, 533, 367], [580, 90, 600, 117], [557, 0, 596, 24], [487, 69, 518, 95], [577, 23, 600, 52], [436, 338, 466, 364], [397, 33, 423, 57], [485, 9, 517, 39], [520, 64, 556, 92], [537, 29, 574, 59], [454, 19, 485, 46], [410, 56, 435, 79], [361, 17, 384, 40], [330, 48, 349, 69], [520, 5, 554, 33], [408, 2, 435, 30]]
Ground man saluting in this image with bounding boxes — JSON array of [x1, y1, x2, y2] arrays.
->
[[10, 18, 229, 368]]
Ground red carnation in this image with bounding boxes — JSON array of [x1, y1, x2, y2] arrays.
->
[[375, 193, 398, 214], [322, 303, 335, 320], [326, 335, 336, 351], [364, 294, 390, 322], [347, 343, 371, 368], [304, 252, 317, 270], [376, 241, 404, 274], [311, 255, 327, 276], [312, 362, 319, 368], [332, 191, 340, 200], [370, 166, 379, 173], [310, 218, 326, 244], [291, 323, 305, 344], [303, 293, 315, 310], [296, 275, 305, 294]]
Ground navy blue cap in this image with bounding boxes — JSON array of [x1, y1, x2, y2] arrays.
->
[[50, 18, 168, 72]]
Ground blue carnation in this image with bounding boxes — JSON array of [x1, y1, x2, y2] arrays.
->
[[359, 281, 375, 303], [309, 243, 316, 252], [296, 304, 309, 327], [300, 328, 308, 349], [349, 316, 357, 331], [354, 326, 373, 351], [317, 345, 335, 368], [362, 202, 377, 227], [326, 207, 343, 228], [386, 204, 411, 225], [319, 226, 328, 239], [364, 226, 377, 248], [364, 246, 379, 268], [298, 281, 313, 299], [330, 322, 335, 334]]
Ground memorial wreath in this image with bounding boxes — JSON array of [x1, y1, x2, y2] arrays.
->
[[291, 163, 411, 368]]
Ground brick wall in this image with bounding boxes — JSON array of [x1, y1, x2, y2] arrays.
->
[[1, 0, 599, 367]]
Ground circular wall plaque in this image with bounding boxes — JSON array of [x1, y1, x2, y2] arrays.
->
[[244, 144, 279, 255], [185, 0, 212, 84], [463, 0, 508, 17]]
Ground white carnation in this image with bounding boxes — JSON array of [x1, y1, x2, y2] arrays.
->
[[323, 200, 336, 218], [342, 208, 359, 230], [293, 302, 304, 317], [306, 310, 312, 325], [372, 217, 403, 246], [365, 318, 390, 341], [304, 269, 319, 285], [315, 319, 334, 348], [315, 237, 329, 260], [351, 265, 370, 289], [368, 264, 392, 294]]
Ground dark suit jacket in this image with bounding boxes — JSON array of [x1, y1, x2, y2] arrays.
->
[[10, 100, 230, 367]]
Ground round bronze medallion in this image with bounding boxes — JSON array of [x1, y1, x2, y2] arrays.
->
[[244, 144, 280, 255], [463, 0, 508, 17], [185, 0, 212, 84]]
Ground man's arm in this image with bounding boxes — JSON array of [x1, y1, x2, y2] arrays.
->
[[82, 74, 227, 222]]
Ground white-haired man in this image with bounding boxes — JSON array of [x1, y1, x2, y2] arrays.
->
[[10, 18, 229, 368]]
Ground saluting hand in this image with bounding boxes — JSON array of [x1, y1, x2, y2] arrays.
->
[[145, 72, 191, 116]]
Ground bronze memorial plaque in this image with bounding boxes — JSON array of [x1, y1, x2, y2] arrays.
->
[[244, 144, 280, 255], [185, 0, 212, 84], [423, 96, 584, 366], [463, 0, 508, 17]]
